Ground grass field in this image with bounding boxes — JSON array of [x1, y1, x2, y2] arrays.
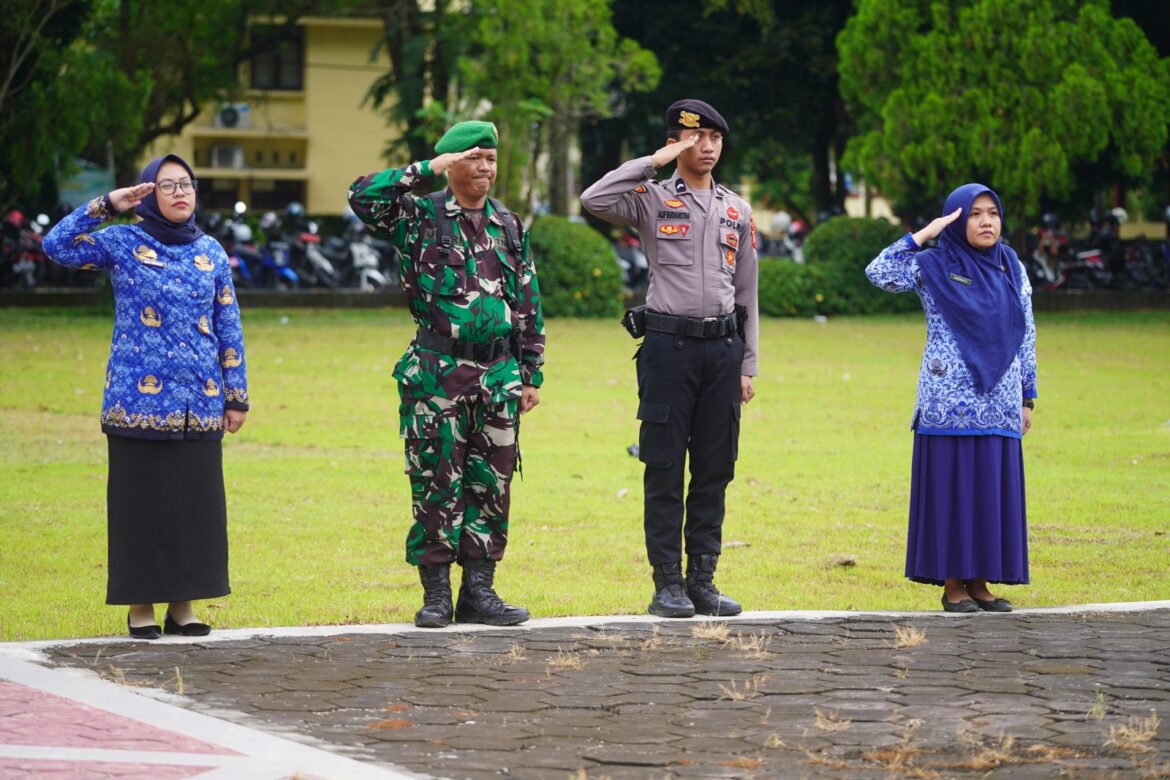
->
[[1, 306, 1168, 641]]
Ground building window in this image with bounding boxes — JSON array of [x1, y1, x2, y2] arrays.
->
[[250, 26, 304, 90]]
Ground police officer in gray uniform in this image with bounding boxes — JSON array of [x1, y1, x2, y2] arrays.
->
[[581, 99, 759, 618]]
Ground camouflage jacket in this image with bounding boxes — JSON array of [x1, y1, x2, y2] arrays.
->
[[349, 161, 545, 403]]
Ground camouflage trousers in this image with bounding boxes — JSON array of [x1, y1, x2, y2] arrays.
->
[[399, 392, 519, 566]]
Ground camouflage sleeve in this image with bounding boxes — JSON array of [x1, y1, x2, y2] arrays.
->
[[517, 220, 546, 388], [42, 197, 119, 270], [211, 241, 249, 412], [347, 160, 437, 241]]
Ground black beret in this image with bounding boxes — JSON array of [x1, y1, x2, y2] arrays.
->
[[665, 99, 729, 135]]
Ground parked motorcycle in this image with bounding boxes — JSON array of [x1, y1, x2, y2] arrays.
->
[[1, 210, 49, 289], [613, 226, 648, 293]]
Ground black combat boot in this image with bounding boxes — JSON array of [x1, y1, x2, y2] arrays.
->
[[685, 554, 742, 616], [649, 561, 696, 618], [415, 564, 453, 628], [454, 559, 530, 625]]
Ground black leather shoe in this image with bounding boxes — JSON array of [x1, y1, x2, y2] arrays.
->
[[649, 562, 696, 618], [685, 554, 742, 616], [164, 613, 211, 636], [415, 563, 454, 628], [454, 559, 530, 625], [941, 595, 979, 613], [972, 596, 1013, 612], [127, 614, 161, 640]]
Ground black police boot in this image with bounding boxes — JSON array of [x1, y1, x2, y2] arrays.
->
[[686, 554, 742, 616], [454, 559, 530, 625], [648, 561, 696, 618], [414, 564, 453, 628]]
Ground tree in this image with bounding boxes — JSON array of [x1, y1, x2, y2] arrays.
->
[[460, 0, 659, 211], [0, 0, 92, 210], [581, 0, 855, 226], [364, 0, 467, 164], [838, 0, 1170, 226]]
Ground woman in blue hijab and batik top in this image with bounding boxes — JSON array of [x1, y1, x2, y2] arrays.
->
[[44, 154, 249, 639], [866, 183, 1036, 613]]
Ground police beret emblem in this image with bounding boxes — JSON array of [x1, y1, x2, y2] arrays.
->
[[679, 110, 701, 128]]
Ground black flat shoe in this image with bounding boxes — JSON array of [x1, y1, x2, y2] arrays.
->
[[164, 613, 211, 637], [127, 615, 161, 640], [941, 595, 979, 613], [972, 596, 1013, 613]]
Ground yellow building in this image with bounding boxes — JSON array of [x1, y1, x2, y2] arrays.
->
[[151, 16, 395, 216]]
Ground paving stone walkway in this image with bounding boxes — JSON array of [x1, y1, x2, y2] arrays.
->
[[2, 605, 1168, 779]]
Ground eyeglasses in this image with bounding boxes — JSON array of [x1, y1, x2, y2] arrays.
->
[[157, 179, 197, 195]]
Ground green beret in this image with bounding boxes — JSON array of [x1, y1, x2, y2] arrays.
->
[[434, 121, 499, 154]]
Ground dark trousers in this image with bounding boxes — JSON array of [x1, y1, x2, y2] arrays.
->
[[635, 329, 743, 565]]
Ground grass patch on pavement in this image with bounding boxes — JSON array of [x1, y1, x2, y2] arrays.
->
[[1, 306, 1168, 640]]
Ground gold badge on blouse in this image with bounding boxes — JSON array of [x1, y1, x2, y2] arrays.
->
[[73, 233, 96, 246], [194, 253, 214, 271], [217, 285, 234, 305], [140, 306, 162, 327], [220, 347, 242, 368], [133, 245, 163, 267], [137, 375, 162, 394], [197, 315, 211, 335], [203, 378, 220, 397]]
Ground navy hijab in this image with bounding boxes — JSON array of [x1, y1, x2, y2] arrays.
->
[[135, 154, 205, 246], [917, 183, 1026, 395]]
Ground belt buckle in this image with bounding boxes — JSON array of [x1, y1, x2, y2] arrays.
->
[[702, 316, 719, 338]]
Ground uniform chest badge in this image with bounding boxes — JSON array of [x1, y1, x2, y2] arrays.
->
[[725, 249, 736, 267], [194, 254, 214, 271], [133, 245, 164, 267], [658, 223, 690, 237], [221, 347, 242, 368], [140, 306, 162, 327], [203, 378, 220, 397], [724, 231, 738, 249], [726, 206, 740, 220], [137, 375, 162, 394], [664, 198, 685, 208], [197, 315, 211, 334], [217, 285, 234, 305]]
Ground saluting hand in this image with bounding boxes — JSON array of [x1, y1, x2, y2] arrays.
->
[[911, 207, 962, 248], [650, 136, 697, 169], [430, 147, 485, 176], [108, 183, 156, 213]]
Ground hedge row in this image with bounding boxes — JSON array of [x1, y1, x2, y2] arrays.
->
[[532, 214, 916, 318]]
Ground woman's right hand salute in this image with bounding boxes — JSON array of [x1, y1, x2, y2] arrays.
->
[[109, 183, 156, 214], [911, 207, 962, 248]]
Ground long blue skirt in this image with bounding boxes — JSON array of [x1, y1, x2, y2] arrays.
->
[[906, 433, 1029, 586]]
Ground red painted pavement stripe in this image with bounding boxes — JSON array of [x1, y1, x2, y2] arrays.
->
[[0, 681, 239, 755]]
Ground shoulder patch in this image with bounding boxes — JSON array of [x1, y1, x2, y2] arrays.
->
[[633, 184, 647, 194]]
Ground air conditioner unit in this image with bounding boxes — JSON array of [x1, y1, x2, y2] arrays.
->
[[213, 102, 251, 129], [211, 145, 245, 169]]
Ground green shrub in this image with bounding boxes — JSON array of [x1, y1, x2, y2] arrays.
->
[[529, 216, 624, 318], [793, 216, 919, 315]]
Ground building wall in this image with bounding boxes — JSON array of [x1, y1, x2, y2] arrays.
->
[[145, 16, 396, 216]]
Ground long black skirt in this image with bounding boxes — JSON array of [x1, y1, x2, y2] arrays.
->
[[106, 435, 231, 605]]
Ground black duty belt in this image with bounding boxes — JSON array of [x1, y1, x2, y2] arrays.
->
[[645, 311, 736, 339], [415, 327, 509, 361]]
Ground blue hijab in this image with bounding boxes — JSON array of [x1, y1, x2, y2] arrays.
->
[[135, 154, 205, 246], [917, 183, 1025, 395]]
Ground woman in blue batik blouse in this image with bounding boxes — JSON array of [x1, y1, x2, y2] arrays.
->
[[44, 154, 249, 639], [866, 183, 1036, 614]]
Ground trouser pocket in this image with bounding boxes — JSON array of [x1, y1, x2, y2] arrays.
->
[[637, 400, 674, 469]]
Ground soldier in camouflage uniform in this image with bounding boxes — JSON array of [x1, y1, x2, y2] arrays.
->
[[349, 121, 545, 628]]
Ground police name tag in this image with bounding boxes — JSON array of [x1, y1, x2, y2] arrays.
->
[[949, 273, 973, 285]]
